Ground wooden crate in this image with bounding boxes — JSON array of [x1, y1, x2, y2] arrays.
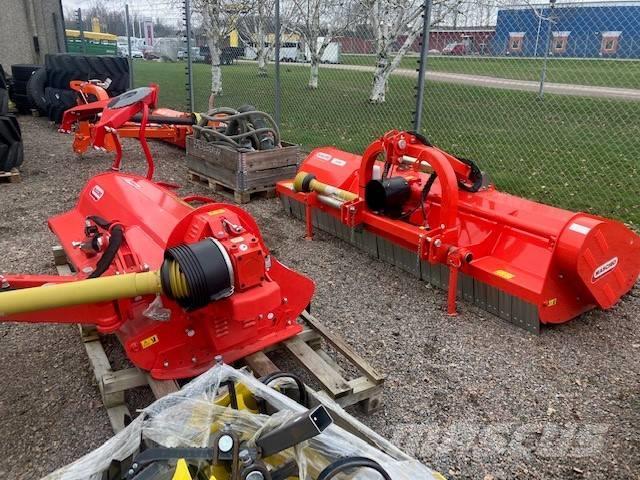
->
[[51, 247, 385, 434], [0, 168, 21, 184], [186, 136, 299, 203]]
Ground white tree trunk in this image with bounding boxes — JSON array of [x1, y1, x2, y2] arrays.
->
[[256, 21, 268, 76], [369, 26, 421, 103], [257, 50, 267, 76], [208, 41, 222, 107], [370, 55, 390, 103], [203, 1, 224, 108], [309, 54, 319, 88]]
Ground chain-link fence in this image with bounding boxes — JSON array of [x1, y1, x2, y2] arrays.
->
[[418, 0, 640, 225], [124, 0, 639, 226]]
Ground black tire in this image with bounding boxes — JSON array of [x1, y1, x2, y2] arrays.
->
[[0, 115, 22, 171], [11, 79, 28, 93], [44, 87, 77, 123], [0, 88, 8, 116], [45, 54, 129, 95], [10, 64, 42, 83], [12, 93, 32, 113], [27, 67, 47, 112], [0, 65, 7, 90]]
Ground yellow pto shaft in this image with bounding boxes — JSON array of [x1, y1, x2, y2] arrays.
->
[[293, 171, 358, 202], [0, 270, 163, 316]]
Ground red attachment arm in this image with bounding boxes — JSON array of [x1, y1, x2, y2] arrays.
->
[[358, 130, 464, 230], [93, 87, 159, 179], [59, 99, 111, 133]]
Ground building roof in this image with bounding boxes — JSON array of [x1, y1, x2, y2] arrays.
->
[[431, 26, 496, 33], [501, 1, 640, 10]]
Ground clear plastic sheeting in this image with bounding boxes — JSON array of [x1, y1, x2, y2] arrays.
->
[[42, 364, 441, 480]]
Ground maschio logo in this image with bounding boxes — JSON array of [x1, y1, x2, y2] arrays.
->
[[592, 257, 618, 282], [90, 185, 104, 201]]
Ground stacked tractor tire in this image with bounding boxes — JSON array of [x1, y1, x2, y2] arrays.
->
[[6, 54, 129, 124], [40, 54, 129, 123], [0, 66, 23, 172], [0, 54, 129, 173]]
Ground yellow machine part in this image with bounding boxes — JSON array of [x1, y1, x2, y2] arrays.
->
[[293, 171, 358, 202], [172, 459, 193, 480], [0, 270, 162, 316]]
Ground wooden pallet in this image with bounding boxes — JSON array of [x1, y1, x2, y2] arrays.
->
[[52, 246, 180, 432], [51, 247, 385, 434], [188, 170, 276, 204], [0, 168, 21, 184]]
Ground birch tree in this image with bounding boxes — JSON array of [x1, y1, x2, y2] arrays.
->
[[237, 7, 273, 76], [289, 0, 360, 89], [364, 0, 459, 103], [193, 0, 247, 106], [236, 1, 293, 77]]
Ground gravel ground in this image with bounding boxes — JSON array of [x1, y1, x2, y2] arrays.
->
[[0, 116, 638, 479]]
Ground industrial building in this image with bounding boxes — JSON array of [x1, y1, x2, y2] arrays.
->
[[0, 0, 66, 71], [492, 1, 640, 58]]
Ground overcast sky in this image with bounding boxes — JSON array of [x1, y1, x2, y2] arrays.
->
[[61, 0, 184, 24]]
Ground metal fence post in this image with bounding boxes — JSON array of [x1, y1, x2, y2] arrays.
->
[[538, 0, 556, 99], [77, 8, 86, 54], [184, 0, 195, 112], [125, 4, 134, 89], [413, 0, 432, 132], [274, 0, 281, 129]]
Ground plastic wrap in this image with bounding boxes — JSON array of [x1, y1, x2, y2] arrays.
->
[[43, 364, 442, 480]]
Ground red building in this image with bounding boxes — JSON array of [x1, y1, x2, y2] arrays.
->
[[336, 27, 496, 56]]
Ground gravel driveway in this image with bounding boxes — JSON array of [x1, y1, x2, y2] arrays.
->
[[0, 116, 638, 479]]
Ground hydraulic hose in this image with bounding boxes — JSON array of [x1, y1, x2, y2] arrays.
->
[[86, 216, 123, 279], [317, 456, 392, 480], [260, 371, 309, 408], [195, 106, 280, 150]]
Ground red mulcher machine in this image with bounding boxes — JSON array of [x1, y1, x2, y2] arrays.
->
[[0, 87, 314, 380], [277, 130, 640, 332]]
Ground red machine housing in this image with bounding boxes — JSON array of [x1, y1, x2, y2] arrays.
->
[[2, 172, 314, 379], [276, 130, 640, 331]]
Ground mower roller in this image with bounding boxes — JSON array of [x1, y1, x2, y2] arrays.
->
[[276, 130, 640, 332]]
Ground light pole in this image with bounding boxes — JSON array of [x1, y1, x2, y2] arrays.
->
[[538, 0, 556, 100]]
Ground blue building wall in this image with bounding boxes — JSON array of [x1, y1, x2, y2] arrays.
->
[[492, 4, 640, 58]]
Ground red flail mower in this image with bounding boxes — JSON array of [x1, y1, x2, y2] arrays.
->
[[0, 88, 313, 380], [277, 130, 640, 332]]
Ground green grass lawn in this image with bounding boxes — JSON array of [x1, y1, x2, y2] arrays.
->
[[341, 54, 640, 89], [134, 60, 639, 225]]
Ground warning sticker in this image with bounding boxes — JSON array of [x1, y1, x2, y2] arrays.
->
[[330, 158, 347, 167], [208, 208, 226, 216], [140, 334, 159, 349], [494, 269, 515, 280], [90, 185, 104, 201], [317, 152, 332, 161], [569, 223, 591, 235]]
